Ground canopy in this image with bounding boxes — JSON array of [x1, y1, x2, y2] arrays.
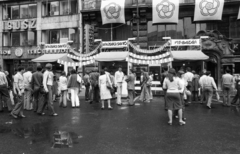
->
[[171, 50, 209, 60], [95, 52, 129, 62], [32, 54, 75, 63]]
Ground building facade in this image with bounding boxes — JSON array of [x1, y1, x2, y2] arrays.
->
[[0, 0, 83, 76], [81, 0, 240, 87]]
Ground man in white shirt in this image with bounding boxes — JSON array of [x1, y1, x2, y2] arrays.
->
[[202, 71, 218, 109], [115, 66, 124, 105], [221, 69, 234, 106], [199, 69, 207, 104], [11, 67, 25, 118], [184, 67, 194, 104], [0, 65, 12, 112], [41, 63, 58, 116], [23, 67, 33, 110]]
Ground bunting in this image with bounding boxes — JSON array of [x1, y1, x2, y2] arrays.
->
[[126, 57, 173, 65], [194, 0, 225, 21], [129, 52, 170, 60], [101, 0, 125, 25], [153, 0, 179, 24]]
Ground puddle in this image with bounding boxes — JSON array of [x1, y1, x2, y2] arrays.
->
[[0, 122, 80, 148]]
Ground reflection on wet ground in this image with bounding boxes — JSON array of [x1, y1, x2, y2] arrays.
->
[[0, 121, 80, 148]]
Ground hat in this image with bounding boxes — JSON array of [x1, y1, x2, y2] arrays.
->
[[178, 70, 185, 74], [168, 68, 176, 74], [45, 63, 52, 69]]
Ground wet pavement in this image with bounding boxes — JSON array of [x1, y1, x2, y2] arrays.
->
[[0, 97, 240, 154]]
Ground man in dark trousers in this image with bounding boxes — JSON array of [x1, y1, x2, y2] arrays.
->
[[31, 65, 44, 114], [126, 69, 136, 106], [89, 68, 100, 104]]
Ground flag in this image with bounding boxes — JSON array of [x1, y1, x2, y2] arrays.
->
[[101, 0, 125, 25], [238, 6, 240, 20], [194, 0, 224, 21], [152, 0, 179, 24]]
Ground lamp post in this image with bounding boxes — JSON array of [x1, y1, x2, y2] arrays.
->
[[136, 0, 139, 47]]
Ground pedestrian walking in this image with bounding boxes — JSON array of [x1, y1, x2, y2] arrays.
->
[[68, 69, 81, 108], [192, 70, 200, 102], [42, 63, 58, 116], [115, 66, 124, 106], [149, 72, 154, 101], [23, 67, 33, 110], [177, 70, 187, 120], [52, 76, 59, 102], [83, 71, 91, 101], [139, 69, 151, 103], [89, 68, 100, 104], [201, 71, 218, 109], [0, 66, 12, 112], [222, 69, 234, 107], [59, 71, 68, 108], [126, 69, 135, 106], [11, 67, 26, 118], [31, 65, 44, 114], [99, 70, 113, 110], [184, 67, 194, 105], [163, 68, 185, 126], [199, 70, 207, 104], [230, 75, 240, 106], [5, 71, 14, 106]]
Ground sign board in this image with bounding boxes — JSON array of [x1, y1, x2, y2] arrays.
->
[[15, 48, 23, 57], [0, 50, 11, 55], [44, 43, 69, 49], [102, 41, 128, 49], [3, 19, 37, 30], [28, 49, 69, 55], [83, 0, 96, 10], [171, 39, 200, 46]]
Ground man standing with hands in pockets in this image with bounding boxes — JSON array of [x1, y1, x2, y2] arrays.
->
[[115, 66, 124, 106]]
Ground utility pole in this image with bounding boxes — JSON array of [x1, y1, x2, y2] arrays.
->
[[136, 0, 139, 46]]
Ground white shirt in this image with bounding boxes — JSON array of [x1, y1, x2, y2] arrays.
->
[[178, 77, 187, 93], [59, 76, 68, 91], [199, 75, 207, 88], [43, 70, 54, 91], [184, 72, 194, 82], [0, 72, 8, 86], [163, 77, 182, 93], [14, 72, 24, 90], [23, 71, 32, 88], [202, 76, 217, 90], [114, 71, 124, 84]]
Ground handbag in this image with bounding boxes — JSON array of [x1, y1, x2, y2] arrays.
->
[[106, 75, 112, 90]]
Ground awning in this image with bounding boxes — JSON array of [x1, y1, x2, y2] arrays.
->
[[171, 50, 209, 60], [32, 54, 75, 63], [95, 52, 129, 62]]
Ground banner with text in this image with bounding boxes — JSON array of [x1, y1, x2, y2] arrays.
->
[[101, 0, 125, 25], [171, 39, 200, 46], [194, 0, 224, 21], [153, 0, 179, 24]]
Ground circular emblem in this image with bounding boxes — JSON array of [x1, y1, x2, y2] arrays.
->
[[104, 2, 121, 19], [15, 48, 23, 57], [199, 0, 220, 16], [156, 0, 175, 19]]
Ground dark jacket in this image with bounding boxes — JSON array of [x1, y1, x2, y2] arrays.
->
[[31, 71, 43, 89], [68, 74, 80, 88]]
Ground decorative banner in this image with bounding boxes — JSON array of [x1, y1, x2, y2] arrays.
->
[[153, 0, 179, 24], [171, 39, 200, 46], [238, 6, 240, 20], [194, 0, 224, 21], [128, 40, 170, 54], [129, 52, 170, 60], [101, 0, 125, 25], [126, 57, 173, 65], [102, 40, 128, 48]]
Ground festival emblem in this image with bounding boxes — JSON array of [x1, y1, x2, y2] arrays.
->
[[156, 0, 175, 19], [199, 0, 220, 16], [103, 2, 121, 19]]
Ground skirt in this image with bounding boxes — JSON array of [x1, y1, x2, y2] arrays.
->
[[165, 92, 183, 110]]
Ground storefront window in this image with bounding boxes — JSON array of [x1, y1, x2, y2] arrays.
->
[[11, 6, 19, 19], [183, 17, 195, 38], [29, 4, 37, 18], [3, 33, 10, 46], [20, 5, 28, 18], [5, 31, 37, 46], [28, 31, 37, 45], [20, 32, 28, 46], [12, 33, 20, 46]]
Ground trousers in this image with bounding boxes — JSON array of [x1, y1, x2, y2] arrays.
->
[[38, 85, 55, 115], [24, 89, 32, 110], [203, 87, 213, 106], [11, 93, 24, 116], [70, 88, 80, 107], [116, 83, 122, 104], [128, 89, 135, 105], [0, 84, 12, 111]]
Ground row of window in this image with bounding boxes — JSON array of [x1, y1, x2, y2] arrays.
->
[[2, 0, 77, 20], [3, 28, 78, 46]]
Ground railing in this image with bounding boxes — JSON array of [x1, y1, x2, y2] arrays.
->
[[82, 0, 239, 11]]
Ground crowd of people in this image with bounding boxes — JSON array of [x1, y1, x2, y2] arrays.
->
[[0, 63, 239, 126]]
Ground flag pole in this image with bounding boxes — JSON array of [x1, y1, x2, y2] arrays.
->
[[111, 23, 113, 41], [136, 0, 139, 46]]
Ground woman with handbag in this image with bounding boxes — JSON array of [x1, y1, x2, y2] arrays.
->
[[67, 69, 81, 108], [99, 70, 113, 110]]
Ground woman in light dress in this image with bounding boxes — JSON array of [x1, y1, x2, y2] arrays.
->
[[59, 71, 68, 108], [99, 70, 113, 110]]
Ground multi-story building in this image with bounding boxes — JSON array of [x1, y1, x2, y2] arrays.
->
[[81, 0, 240, 87], [0, 0, 82, 76]]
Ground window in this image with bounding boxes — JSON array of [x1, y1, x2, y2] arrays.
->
[[3, 4, 37, 20], [42, 0, 77, 17], [230, 17, 240, 39], [183, 17, 196, 38], [3, 31, 37, 46], [43, 29, 78, 44]]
